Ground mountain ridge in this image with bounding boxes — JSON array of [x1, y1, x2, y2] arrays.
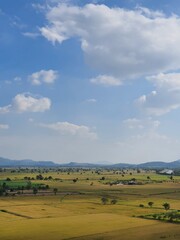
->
[[0, 157, 59, 167], [0, 157, 180, 168]]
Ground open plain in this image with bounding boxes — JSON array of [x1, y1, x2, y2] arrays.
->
[[0, 169, 180, 240]]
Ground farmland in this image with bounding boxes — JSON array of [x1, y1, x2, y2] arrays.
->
[[0, 168, 180, 240]]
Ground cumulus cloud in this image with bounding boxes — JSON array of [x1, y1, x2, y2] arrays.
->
[[90, 75, 121, 86], [147, 72, 180, 91], [136, 72, 180, 115], [136, 91, 180, 116], [28, 69, 58, 85], [0, 105, 11, 114], [0, 93, 51, 113], [39, 121, 97, 139], [41, 4, 180, 81], [136, 6, 165, 18], [13, 93, 51, 112], [0, 124, 9, 130]]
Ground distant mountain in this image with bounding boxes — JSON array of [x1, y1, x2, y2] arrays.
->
[[0, 157, 58, 167], [169, 159, 180, 168], [138, 161, 169, 169], [58, 162, 105, 168], [53, 160, 180, 169], [110, 163, 136, 168], [138, 160, 180, 169], [0, 157, 180, 169]]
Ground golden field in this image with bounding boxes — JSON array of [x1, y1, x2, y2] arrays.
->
[[0, 169, 180, 240]]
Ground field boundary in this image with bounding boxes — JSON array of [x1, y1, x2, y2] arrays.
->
[[0, 209, 33, 219]]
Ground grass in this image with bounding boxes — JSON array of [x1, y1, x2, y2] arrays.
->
[[0, 169, 180, 240], [0, 213, 159, 240], [0, 180, 46, 190], [140, 211, 180, 224]]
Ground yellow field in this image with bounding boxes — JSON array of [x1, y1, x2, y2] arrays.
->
[[0, 169, 180, 239]]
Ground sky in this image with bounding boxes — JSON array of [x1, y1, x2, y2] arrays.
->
[[1, 0, 180, 164]]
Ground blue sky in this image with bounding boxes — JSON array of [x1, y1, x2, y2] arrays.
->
[[1, 0, 180, 163]]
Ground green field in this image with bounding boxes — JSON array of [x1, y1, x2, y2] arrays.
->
[[0, 168, 180, 240]]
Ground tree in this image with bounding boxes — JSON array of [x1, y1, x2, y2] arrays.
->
[[36, 174, 44, 180], [139, 204, 144, 208], [0, 187, 4, 196], [53, 188, 58, 195], [162, 202, 170, 211], [111, 199, 117, 205], [101, 197, 108, 205], [26, 181, 32, 190], [148, 201, 154, 208], [21, 186, 24, 194], [2, 182, 6, 190], [33, 187, 38, 195]]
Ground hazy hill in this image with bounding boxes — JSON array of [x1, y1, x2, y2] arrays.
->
[[0, 157, 58, 167], [138, 160, 180, 169], [0, 157, 180, 168]]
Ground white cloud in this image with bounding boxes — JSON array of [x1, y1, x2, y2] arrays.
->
[[41, 4, 180, 81], [123, 118, 160, 130], [14, 77, 22, 82], [86, 98, 97, 103], [137, 72, 180, 115], [136, 90, 180, 116], [136, 7, 165, 18], [90, 75, 121, 86], [0, 105, 11, 114], [39, 121, 97, 139], [0, 93, 51, 113], [124, 118, 144, 129], [13, 93, 51, 112], [28, 69, 58, 85], [0, 124, 9, 130], [41, 26, 67, 44], [22, 32, 40, 39], [147, 72, 180, 91]]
